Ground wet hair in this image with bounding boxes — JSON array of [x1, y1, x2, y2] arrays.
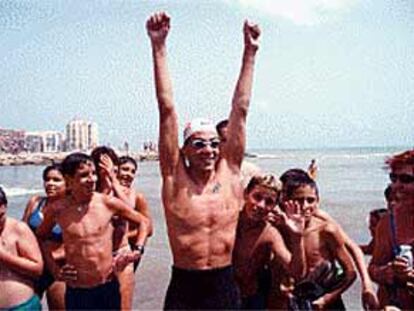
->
[[245, 174, 282, 196], [61, 152, 93, 177], [215, 119, 229, 138], [118, 156, 137, 170], [91, 146, 119, 167], [0, 186, 7, 206], [280, 168, 310, 184], [281, 169, 319, 199], [386, 149, 414, 170], [42, 163, 63, 181], [369, 208, 388, 221]]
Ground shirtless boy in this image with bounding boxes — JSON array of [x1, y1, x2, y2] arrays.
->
[[272, 173, 356, 310], [369, 149, 414, 309], [115, 155, 153, 310], [146, 11, 260, 309], [0, 186, 43, 310], [37, 152, 150, 310], [280, 168, 379, 310], [233, 174, 306, 309]]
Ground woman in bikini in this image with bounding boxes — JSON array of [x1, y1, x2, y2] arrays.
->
[[22, 163, 67, 310]]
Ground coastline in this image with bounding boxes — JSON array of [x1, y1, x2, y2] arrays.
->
[[0, 151, 159, 166]]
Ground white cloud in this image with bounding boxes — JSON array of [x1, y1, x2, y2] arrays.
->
[[228, 0, 359, 25]]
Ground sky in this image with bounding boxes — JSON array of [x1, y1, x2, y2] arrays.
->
[[0, 0, 413, 150]]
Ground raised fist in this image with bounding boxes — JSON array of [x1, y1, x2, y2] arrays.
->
[[243, 20, 261, 52], [146, 11, 171, 44]]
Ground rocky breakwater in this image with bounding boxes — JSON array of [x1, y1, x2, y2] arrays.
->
[[0, 151, 159, 166]]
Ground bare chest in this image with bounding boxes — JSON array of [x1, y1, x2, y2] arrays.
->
[[57, 205, 114, 239], [169, 188, 240, 230], [304, 230, 330, 265]]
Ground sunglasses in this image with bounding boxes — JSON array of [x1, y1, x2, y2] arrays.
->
[[189, 138, 221, 150], [389, 173, 414, 184]]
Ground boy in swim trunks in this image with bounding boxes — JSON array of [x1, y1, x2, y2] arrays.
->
[[233, 174, 306, 309], [37, 152, 150, 310], [269, 173, 356, 310]]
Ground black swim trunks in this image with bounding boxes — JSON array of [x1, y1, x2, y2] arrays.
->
[[164, 265, 241, 310], [65, 279, 121, 310]]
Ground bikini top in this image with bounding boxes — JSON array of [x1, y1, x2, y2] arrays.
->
[[28, 197, 63, 243]]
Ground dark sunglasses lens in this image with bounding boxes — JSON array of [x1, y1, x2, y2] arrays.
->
[[210, 141, 220, 148], [400, 174, 414, 184], [192, 141, 206, 149], [389, 173, 397, 182]]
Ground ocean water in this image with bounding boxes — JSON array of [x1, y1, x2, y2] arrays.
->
[[0, 146, 410, 309]]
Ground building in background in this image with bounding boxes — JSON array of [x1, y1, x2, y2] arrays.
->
[[25, 131, 63, 153], [0, 129, 25, 154], [66, 119, 98, 151]]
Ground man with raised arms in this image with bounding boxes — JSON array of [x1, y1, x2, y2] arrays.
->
[[0, 186, 43, 311], [37, 152, 150, 310], [146, 11, 260, 309]]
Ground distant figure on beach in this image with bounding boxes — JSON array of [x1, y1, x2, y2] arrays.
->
[[359, 207, 388, 255], [37, 152, 150, 310], [307, 159, 318, 180], [369, 149, 414, 310], [279, 168, 379, 310], [233, 174, 306, 309], [269, 171, 356, 310], [0, 186, 43, 311], [216, 119, 262, 187], [147, 11, 260, 309], [22, 164, 67, 310]]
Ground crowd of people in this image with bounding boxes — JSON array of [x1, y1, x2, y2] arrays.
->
[[1, 10, 414, 311]]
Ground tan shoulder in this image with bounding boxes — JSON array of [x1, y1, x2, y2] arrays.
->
[[314, 208, 336, 223], [28, 195, 42, 205], [11, 217, 32, 236], [324, 221, 340, 235]]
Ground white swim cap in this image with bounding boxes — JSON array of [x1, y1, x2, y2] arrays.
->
[[183, 118, 218, 142]]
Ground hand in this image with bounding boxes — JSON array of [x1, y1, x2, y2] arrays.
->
[[112, 249, 141, 273], [99, 154, 115, 179], [312, 296, 327, 311], [146, 11, 171, 45], [362, 288, 380, 310], [243, 20, 260, 52], [56, 264, 77, 282], [264, 205, 284, 225], [279, 200, 305, 236], [392, 256, 412, 283]]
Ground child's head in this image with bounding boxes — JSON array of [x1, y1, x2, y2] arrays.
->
[[62, 153, 94, 177], [281, 170, 319, 219], [244, 174, 281, 221], [117, 156, 138, 188], [368, 208, 388, 237], [61, 153, 96, 198], [42, 164, 66, 198]]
